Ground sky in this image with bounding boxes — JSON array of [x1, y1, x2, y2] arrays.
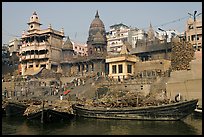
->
[[2, 2, 202, 45]]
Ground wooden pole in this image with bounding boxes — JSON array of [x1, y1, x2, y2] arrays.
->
[[41, 100, 44, 124]]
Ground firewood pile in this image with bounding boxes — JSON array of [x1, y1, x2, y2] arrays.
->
[[40, 69, 62, 79], [51, 100, 73, 114], [23, 100, 74, 116], [83, 90, 170, 108], [24, 104, 42, 116], [171, 41, 194, 71]]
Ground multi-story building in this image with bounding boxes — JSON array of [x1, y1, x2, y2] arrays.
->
[[72, 41, 88, 56], [157, 29, 180, 43], [8, 38, 21, 55], [128, 28, 148, 49], [185, 16, 202, 50], [20, 11, 65, 75], [2, 45, 10, 63], [106, 23, 130, 54]]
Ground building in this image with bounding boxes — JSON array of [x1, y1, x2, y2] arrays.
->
[[185, 16, 202, 50], [8, 38, 21, 55], [60, 11, 108, 77], [2, 45, 10, 63], [87, 10, 107, 57], [157, 29, 180, 43], [72, 41, 88, 56], [128, 28, 148, 49], [106, 43, 139, 80], [106, 41, 171, 81], [20, 11, 65, 75], [106, 23, 130, 54], [8, 38, 21, 67]]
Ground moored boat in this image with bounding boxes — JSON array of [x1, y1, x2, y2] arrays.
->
[[25, 108, 75, 123], [4, 102, 27, 117], [72, 99, 198, 121]]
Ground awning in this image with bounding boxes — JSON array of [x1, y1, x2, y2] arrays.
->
[[24, 67, 44, 76]]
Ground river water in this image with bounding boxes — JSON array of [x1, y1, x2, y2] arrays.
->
[[2, 113, 202, 135]]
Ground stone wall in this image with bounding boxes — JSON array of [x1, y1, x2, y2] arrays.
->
[[135, 59, 171, 73], [166, 50, 202, 107]]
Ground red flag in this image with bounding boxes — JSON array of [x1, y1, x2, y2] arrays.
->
[[63, 90, 71, 95]]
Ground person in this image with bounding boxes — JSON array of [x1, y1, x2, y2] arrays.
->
[[60, 94, 63, 100], [4, 88, 7, 99], [13, 88, 16, 97]]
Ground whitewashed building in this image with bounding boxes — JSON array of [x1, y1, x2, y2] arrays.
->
[[106, 23, 130, 54]]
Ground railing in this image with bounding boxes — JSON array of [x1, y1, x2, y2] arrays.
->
[[21, 54, 49, 60], [21, 44, 49, 52]]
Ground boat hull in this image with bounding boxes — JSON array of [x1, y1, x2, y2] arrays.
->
[[26, 109, 75, 123], [5, 102, 27, 117], [72, 99, 198, 121]]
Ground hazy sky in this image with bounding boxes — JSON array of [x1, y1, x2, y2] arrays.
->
[[2, 2, 202, 45]]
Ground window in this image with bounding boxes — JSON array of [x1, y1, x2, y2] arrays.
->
[[188, 25, 193, 29], [197, 26, 202, 29], [141, 85, 143, 90], [127, 64, 132, 73], [41, 64, 46, 68], [118, 64, 123, 73], [112, 65, 117, 74]]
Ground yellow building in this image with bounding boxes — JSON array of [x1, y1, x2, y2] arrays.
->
[[106, 43, 139, 80]]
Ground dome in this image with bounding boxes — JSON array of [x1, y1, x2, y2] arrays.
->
[[90, 11, 105, 29], [88, 10, 106, 43], [93, 32, 106, 44], [62, 36, 73, 50], [29, 11, 41, 24]]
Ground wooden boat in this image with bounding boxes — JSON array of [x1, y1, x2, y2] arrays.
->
[[72, 99, 198, 121], [4, 102, 27, 117], [25, 108, 75, 123]]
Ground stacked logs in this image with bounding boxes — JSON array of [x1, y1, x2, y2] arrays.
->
[[171, 41, 194, 71], [23, 100, 74, 116], [40, 69, 62, 79], [84, 90, 169, 108]]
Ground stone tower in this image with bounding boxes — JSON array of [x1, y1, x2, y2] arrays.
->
[[87, 10, 107, 57], [62, 36, 74, 60], [27, 11, 42, 33]]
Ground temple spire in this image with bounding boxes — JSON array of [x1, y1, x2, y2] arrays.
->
[[95, 10, 99, 18], [149, 21, 152, 28]]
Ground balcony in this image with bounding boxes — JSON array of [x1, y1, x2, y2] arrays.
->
[[25, 55, 30, 59], [21, 43, 50, 52], [21, 53, 49, 61]]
